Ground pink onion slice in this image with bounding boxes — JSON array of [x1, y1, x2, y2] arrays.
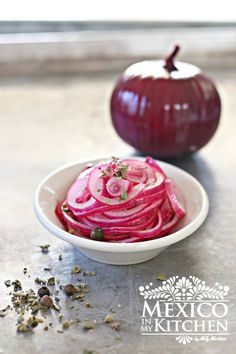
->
[[103, 203, 147, 219], [62, 206, 155, 237], [87, 213, 155, 235], [102, 213, 156, 239], [106, 176, 130, 197], [123, 159, 155, 183], [122, 214, 179, 243], [55, 156, 186, 243], [157, 214, 180, 237], [87, 201, 161, 226], [72, 197, 138, 218], [55, 201, 69, 229], [67, 178, 91, 211], [160, 198, 174, 223], [165, 178, 186, 218], [141, 172, 165, 197], [72, 201, 111, 217], [76, 187, 90, 203], [88, 165, 145, 206], [145, 156, 167, 178], [68, 194, 103, 213], [127, 210, 163, 238], [60, 207, 92, 235], [136, 189, 166, 205], [122, 159, 148, 183]]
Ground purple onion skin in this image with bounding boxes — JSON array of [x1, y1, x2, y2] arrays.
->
[[110, 72, 221, 159]]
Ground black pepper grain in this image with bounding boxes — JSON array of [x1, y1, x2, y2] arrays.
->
[[38, 286, 51, 298]]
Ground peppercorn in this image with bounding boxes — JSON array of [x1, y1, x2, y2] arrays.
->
[[64, 284, 76, 295], [104, 314, 113, 323], [71, 265, 81, 274], [40, 295, 53, 307], [90, 227, 104, 241], [62, 320, 70, 329], [38, 286, 50, 298], [83, 320, 94, 330]]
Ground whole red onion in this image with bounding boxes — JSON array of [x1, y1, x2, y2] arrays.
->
[[110, 45, 221, 158]]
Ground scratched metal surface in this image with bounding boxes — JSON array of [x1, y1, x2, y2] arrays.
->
[[0, 71, 235, 354]]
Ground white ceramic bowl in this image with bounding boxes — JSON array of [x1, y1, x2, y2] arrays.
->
[[34, 157, 209, 265]]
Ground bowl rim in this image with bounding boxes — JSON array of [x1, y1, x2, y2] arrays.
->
[[34, 156, 209, 253]]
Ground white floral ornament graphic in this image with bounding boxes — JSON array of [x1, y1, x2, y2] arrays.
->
[[139, 275, 229, 301], [176, 335, 193, 345], [139, 276, 230, 345]]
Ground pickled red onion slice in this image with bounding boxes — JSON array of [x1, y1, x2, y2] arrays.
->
[[106, 176, 130, 197], [165, 178, 186, 218], [57, 157, 186, 243]]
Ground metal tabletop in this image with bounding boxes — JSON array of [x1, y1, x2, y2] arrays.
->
[[0, 71, 235, 354]]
